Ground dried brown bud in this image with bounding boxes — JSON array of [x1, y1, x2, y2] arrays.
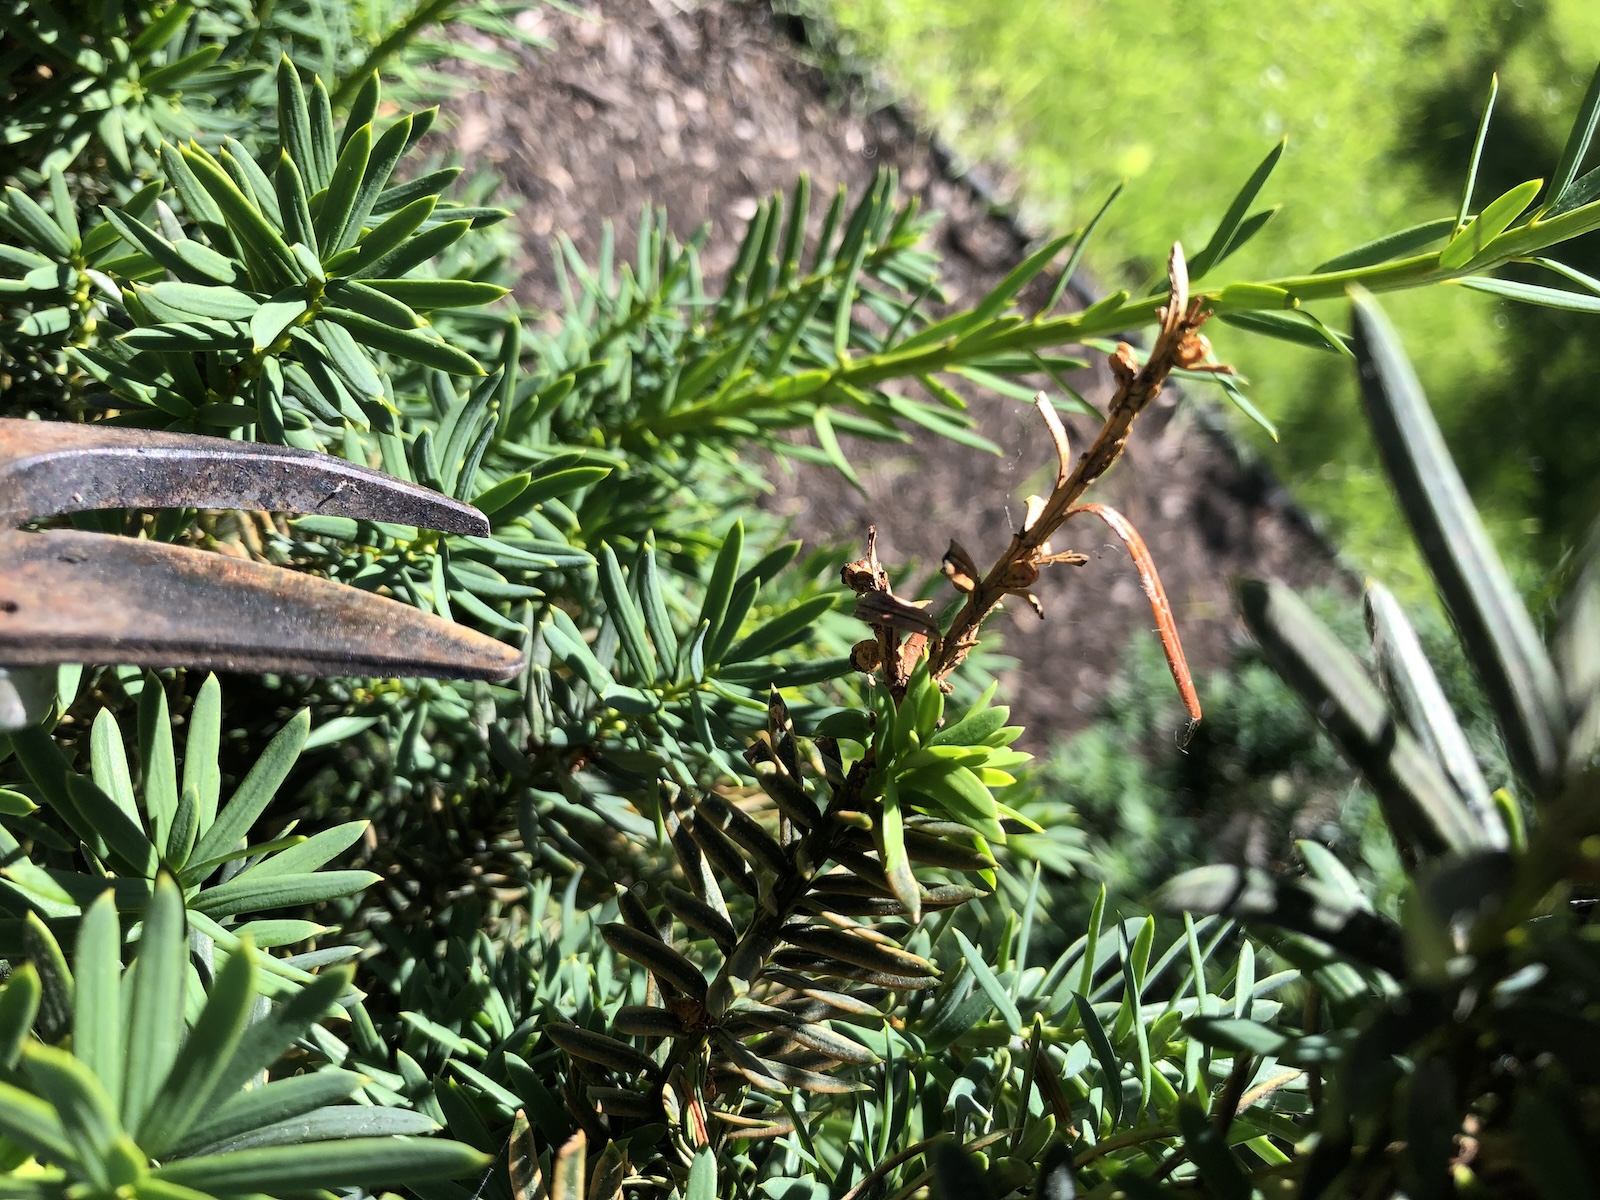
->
[[850, 638, 882, 672], [841, 558, 879, 593], [665, 993, 710, 1031], [1176, 331, 1213, 369], [1110, 342, 1140, 387], [999, 559, 1040, 591], [941, 540, 979, 593]]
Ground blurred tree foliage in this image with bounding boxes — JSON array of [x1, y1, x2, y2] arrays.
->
[[809, 0, 1600, 593]]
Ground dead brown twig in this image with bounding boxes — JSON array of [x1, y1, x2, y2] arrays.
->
[[844, 242, 1228, 723]]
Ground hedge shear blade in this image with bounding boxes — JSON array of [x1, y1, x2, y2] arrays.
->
[[0, 418, 525, 682]]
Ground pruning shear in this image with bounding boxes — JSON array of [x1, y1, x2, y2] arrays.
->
[[0, 418, 524, 728]]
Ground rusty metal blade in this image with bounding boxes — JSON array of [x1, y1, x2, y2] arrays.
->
[[0, 530, 524, 680], [0, 419, 488, 533]]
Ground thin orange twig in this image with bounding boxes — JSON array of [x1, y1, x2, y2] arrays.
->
[[1067, 502, 1201, 727]]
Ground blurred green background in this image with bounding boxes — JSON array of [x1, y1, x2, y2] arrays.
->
[[821, 0, 1600, 603]]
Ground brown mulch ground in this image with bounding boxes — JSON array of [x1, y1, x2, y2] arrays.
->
[[451, 0, 1350, 742]]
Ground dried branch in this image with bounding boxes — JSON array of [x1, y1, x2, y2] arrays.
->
[[845, 242, 1223, 720]]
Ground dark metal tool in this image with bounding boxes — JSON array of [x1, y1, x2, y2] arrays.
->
[[0, 419, 525, 706]]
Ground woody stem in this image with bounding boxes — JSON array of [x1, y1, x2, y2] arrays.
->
[[929, 258, 1209, 683]]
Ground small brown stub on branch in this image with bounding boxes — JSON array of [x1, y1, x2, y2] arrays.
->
[[850, 638, 882, 673], [1109, 343, 1139, 388], [941, 541, 979, 593]]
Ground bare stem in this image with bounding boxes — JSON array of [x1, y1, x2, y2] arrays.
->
[[843, 243, 1220, 718]]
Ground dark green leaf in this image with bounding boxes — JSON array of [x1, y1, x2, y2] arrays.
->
[[307, 78, 337, 190], [173, 1070, 365, 1156], [697, 521, 744, 652], [192, 870, 378, 918], [150, 1136, 490, 1190], [638, 538, 680, 671], [544, 608, 614, 694], [372, 167, 463, 215], [354, 218, 472, 279], [140, 44, 221, 91], [277, 57, 317, 189], [1187, 1016, 1353, 1067], [188, 710, 310, 875], [360, 277, 508, 309], [159, 142, 223, 227], [188, 1105, 437, 1155], [1456, 275, 1600, 313], [725, 595, 835, 664], [1047, 182, 1122, 310], [324, 279, 423, 328], [1438, 178, 1541, 270], [1238, 577, 1492, 857], [320, 307, 483, 375], [1215, 205, 1280, 266], [299, 323, 382, 403], [64, 774, 157, 877], [333, 116, 414, 254], [1218, 308, 1351, 356], [952, 928, 1020, 1034], [1314, 217, 1456, 274], [1176, 1098, 1250, 1200], [1547, 164, 1600, 219], [139, 939, 258, 1155], [971, 233, 1073, 320], [1351, 291, 1566, 798], [469, 473, 529, 516], [325, 197, 436, 277], [274, 152, 316, 250], [121, 322, 249, 354], [598, 544, 657, 681], [545, 1023, 656, 1075], [2, 187, 73, 258], [0, 964, 41, 1071], [122, 874, 186, 1135], [811, 407, 862, 491], [23, 911, 73, 1042], [45, 170, 78, 248], [314, 122, 371, 254], [72, 893, 122, 1104], [21, 1044, 123, 1183], [206, 967, 353, 1108], [1548, 61, 1600, 211], [600, 923, 707, 1001], [1456, 74, 1500, 230], [1187, 138, 1285, 280], [1071, 991, 1120, 1129], [1365, 583, 1503, 845], [146, 281, 259, 322], [235, 821, 367, 879], [1156, 864, 1405, 977], [180, 145, 298, 287]]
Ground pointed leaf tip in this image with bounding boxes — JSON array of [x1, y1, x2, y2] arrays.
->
[[1349, 289, 1566, 800]]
